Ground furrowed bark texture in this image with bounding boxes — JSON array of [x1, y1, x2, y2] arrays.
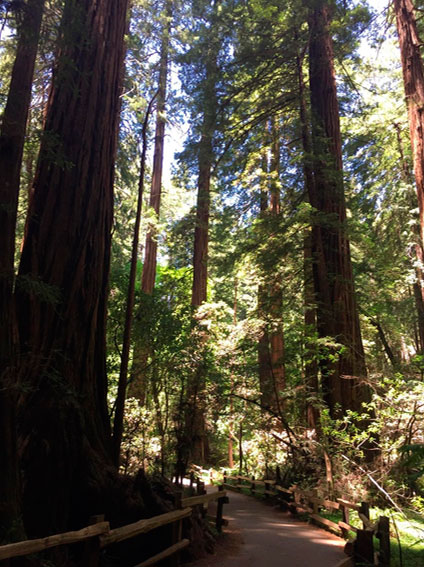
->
[[16, 0, 128, 535], [258, 170, 272, 410], [0, 0, 45, 540], [268, 122, 285, 413], [308, 2, 370, 416], [297, 43, 320, 430], [191, 60, 216, 308], [395, 0, 424, 244], [185, 29, 219, 466], [257, 123, 285, 417], [394, 0, 424, 353]]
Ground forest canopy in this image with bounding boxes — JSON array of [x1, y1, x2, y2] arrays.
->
[[0, 0, 424, 563]]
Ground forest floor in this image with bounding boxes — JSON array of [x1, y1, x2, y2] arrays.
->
[[186, 490, 346, 567]]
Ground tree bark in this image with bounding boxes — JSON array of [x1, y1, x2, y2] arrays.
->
[[308, 1, 370, 417], [0, 0, 45, 541], [304, 229, 320, 430], [296, 41, 320, 431], [394, 122, 424, 354], [258, 164, 273, 410], [191, 58, 216, 307], [257, 123, 285, 419], [16, 0, 128, 536], [228, 279, 237, 469], [184, 28, 219, 466], [268, 120, 286, 414], [394, 0, 424, 252]]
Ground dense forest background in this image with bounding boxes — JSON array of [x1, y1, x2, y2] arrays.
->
[[1, 0, 424, 563]]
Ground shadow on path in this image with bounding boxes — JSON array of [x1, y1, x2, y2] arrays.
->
[[187, 490, 346, 567]]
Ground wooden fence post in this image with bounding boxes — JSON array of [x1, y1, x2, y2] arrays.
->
[[223, 471, 227, 485], [82, 515, 104, 567], [196, 481, 207, 519], [354, 529, 374, 566], [251, 475, 255, 494], [339, 503, 350, 539], [359, 502, 370, 528], [169, 493, 183, 567], [216, 485, 226, 533], [376, 516, 390, 567]]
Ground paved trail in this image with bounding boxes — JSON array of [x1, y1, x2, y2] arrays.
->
[[189, 490, 346, 567]]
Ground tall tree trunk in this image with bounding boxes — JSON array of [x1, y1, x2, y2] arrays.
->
[[16, 0, 128, 536], [141, 1, 171, 295], [394, 0, 424, 254], [0, 0, 45, 541], [308, 2, 371, 417], [257, 124, 285, 418], [268, 120, 286, 415], [304, 230, 320, 429], [394, 121, 424, 354], [191, 72, 216, 307], [185, 31, 219, 466], [258, 161, 273, 410], [228, 278, 237, 469], [296, 41, 320, 431], [112, 96, 155, 467], [130, 0, 171, 404]]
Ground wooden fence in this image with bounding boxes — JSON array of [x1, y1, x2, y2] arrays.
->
[[0, 487, 228, 566], [223, 473, 390, 567]]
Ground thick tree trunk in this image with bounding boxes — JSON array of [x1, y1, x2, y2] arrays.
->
[[268, 122, 285, 414], [0, 0, 45, 541], [296, 43, 320, 431], [304, 230, 320, 430], [191, 95, 215, 306], [258, 171, 273, 410], [394, 0, 424, 249], [391, 0, 424, 352], [184, 32, 219, 466], [257, 125, 285, 418], [308, 2, 370, 417], [130, 1, 171, 404], [16, 0, 128, 536], [394, 121, 424, 354], [228, 280, 237, 469]]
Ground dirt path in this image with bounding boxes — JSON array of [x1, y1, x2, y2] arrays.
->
[[187, 490, 346, 567]]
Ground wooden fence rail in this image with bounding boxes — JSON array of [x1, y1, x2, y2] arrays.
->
[[0, 487, 228, 566], [0, 522, 110, 560], [223, 473, 390, 567]]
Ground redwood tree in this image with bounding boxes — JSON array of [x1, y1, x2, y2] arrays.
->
[[257, 121, 286, 418], [0, 0, 45, 541], [16, 0, 129, 535], [308, 1, 371, 417], [296, 40, 319, 431], [184, 21, 220, 466], [394, 0, 424, 354]]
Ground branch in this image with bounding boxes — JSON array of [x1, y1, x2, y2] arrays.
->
[[230, 392, 298, 450]]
